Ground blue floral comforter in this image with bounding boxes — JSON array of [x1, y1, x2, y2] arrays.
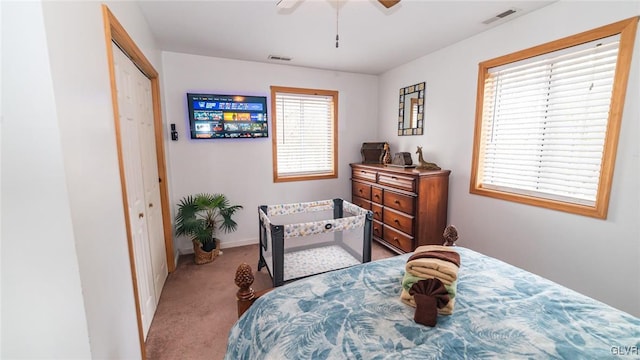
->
[[225, 247, 640, 359]]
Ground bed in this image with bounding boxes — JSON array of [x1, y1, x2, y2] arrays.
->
[[226, 246, 639, 359]]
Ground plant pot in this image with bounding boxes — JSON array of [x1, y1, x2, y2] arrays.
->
[[193, 239, 221, 265]]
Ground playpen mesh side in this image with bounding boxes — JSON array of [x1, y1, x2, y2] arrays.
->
[[259, 200, 371, 283]]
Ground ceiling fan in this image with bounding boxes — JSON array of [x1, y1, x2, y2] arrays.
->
[[378, 0, 401, 8], [276, 0, 401, 48], [276, 0, 401, 9]]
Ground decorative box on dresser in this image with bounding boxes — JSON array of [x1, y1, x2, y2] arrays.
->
[[350, 163, 450, 254]]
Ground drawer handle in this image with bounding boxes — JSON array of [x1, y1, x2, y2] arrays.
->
[[394, 219, 400, 224], [374, 194, 380, 199], [394, 200, 400, 204], [375, 211, 380, 216], [393, 237, 399, 243], [359, 189, 363, 194]]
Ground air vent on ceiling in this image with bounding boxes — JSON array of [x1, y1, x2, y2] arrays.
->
[[482, 8, 518, 25], [268, 55, 292, 61]]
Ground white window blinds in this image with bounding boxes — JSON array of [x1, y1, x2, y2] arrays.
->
[[274, 91, 336, 178], [480, 35, 620, 206]]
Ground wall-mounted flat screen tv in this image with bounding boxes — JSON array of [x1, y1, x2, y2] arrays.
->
[[187, 93, 268, 139]]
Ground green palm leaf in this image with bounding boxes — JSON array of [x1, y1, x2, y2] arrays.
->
[[174, 193, 243, 249]]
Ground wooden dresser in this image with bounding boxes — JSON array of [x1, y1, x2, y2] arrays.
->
[[350, 163, 450, 254]]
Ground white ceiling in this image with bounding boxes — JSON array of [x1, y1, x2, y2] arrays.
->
[[137, 0, 555, 75]]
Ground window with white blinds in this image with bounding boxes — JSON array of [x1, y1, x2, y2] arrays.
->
[[271, 86, 338, 182], [471, 17, 638, 219]]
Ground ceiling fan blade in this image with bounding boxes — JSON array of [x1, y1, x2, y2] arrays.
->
[[378, 0, 400, 8], [276, 0, 300, 9]]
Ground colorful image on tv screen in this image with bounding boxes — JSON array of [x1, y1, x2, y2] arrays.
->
[[188, 93, 268, 139]]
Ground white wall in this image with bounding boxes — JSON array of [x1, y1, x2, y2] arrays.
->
[[162, 52, 378, 253], [5, 1, 164, 358], [1, 1, 91, 357], [379, 1, 640, 316]]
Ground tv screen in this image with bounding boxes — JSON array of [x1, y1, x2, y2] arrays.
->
[[187, 93, 268, 139]]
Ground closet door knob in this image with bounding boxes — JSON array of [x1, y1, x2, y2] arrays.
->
[[149, 203, 153, 208], [139, 213, 144, 219]]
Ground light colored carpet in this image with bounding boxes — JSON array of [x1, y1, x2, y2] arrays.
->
[[144, 241, 396, 360]]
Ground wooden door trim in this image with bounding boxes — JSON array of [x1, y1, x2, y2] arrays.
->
[[102, 5, 175, 357]]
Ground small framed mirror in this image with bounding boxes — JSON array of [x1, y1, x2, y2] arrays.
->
[[398, 82, 425, 136]]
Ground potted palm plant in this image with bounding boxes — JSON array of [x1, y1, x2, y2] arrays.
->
[[175, 193, 243, 264]]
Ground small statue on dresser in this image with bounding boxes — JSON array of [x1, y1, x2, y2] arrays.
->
[[416, 146, 441, 170], [382, 143, 392, 164]]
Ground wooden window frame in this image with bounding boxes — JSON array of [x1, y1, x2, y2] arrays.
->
[[469, 17, 638, 219], [271, 86, 339, 182]]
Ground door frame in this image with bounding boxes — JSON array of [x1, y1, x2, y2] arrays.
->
[[102, 5, 175, 357]]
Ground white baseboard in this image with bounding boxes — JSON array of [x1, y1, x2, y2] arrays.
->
[[220, 237, 259, 249], [176, 237, 259, 255], [178, 246, 193, 255], [173, 251, 180, 267]]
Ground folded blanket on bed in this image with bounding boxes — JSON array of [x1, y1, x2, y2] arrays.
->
[[401, 273, 457, 299], [405, 245, 460, 285], [401, 245, 460, 316]]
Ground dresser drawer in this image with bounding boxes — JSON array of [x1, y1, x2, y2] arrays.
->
[[371, 203, 383, 221], [351, 163, 450, 254], [383, 191, 415, 214], [372, 220, 383, 239], [351, 196, 371, 210], [383, 207, 414, 235], [352, 168, 377, 182], [371, 187, 383, 204], [383, 226, 413, 253], [352, 181, 371, 200], [378, 172, 416, 192]]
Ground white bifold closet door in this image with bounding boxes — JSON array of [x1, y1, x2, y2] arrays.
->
[[112, 42, 168, 339]]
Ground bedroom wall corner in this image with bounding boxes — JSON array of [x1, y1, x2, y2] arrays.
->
[[1, 1, 92, 358], [161, 52, 379, 253], [378, 1, 640, 317], [39, 0, 166, 358]]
